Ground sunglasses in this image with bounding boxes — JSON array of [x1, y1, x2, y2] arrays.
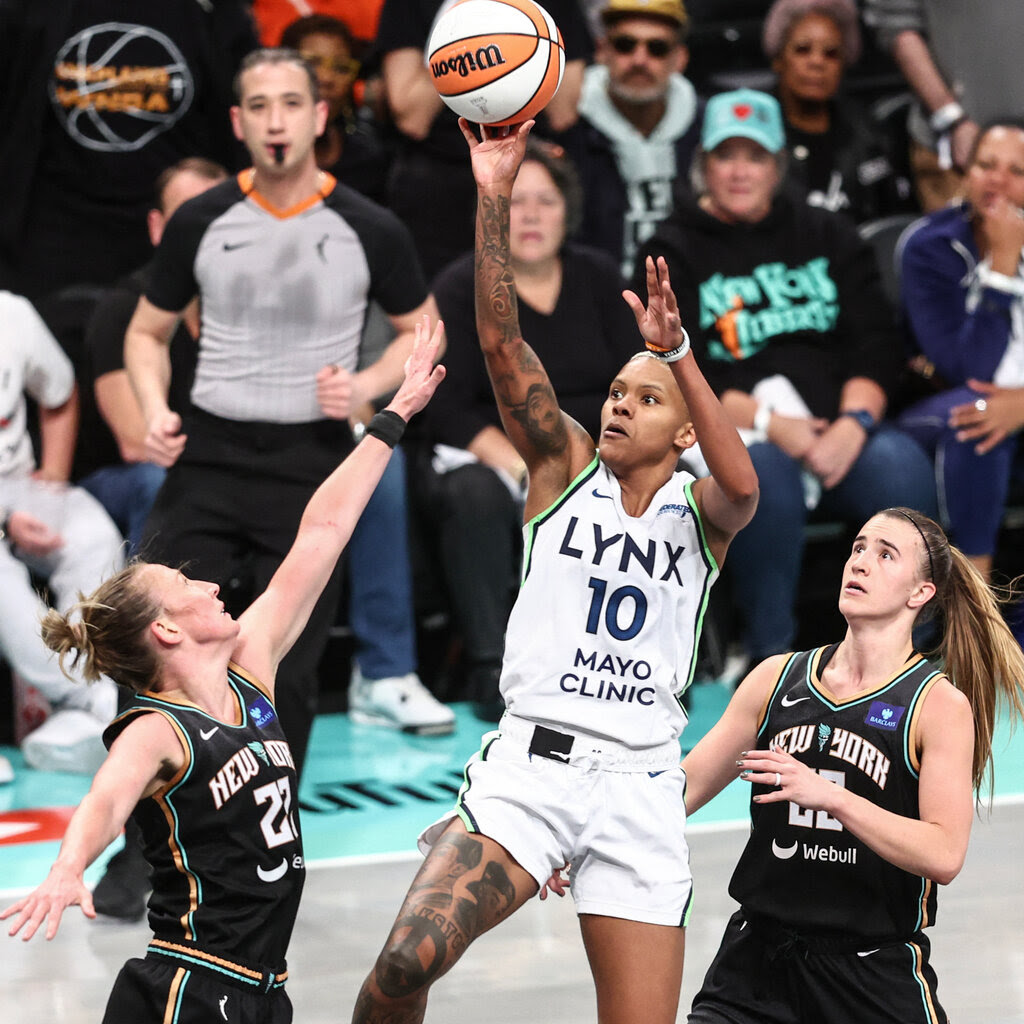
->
[[301, 53, 360, 76], [608, 35, 675, 59]]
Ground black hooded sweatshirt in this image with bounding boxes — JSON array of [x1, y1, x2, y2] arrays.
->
[[635, 191, 902, 419]]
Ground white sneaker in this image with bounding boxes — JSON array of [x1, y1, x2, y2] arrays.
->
[[0, 754, 13, 785], [348, 668, 456, 736], [22, 709, 108, 775], [62, 679, 119, 722]]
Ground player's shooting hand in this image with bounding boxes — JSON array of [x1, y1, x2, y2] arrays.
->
[[459, 117, 534, 190], [144, 409, 186, 468], [0, 865, 95, 942], [316, 364, 354, 421], [622, 256, 686, 356]]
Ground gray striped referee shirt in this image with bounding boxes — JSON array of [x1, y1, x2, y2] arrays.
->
[[145, 170, 427, 424]]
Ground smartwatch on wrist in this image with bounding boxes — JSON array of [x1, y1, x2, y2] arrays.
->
[[840, 409, 878, 436]]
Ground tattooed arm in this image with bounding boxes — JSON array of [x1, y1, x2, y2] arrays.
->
[[459, 118, 596, 518]]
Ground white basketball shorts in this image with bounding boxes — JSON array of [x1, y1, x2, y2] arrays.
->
[[419, 714, 693, 927]]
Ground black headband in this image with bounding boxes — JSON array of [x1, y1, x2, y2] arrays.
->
[[891, 508, 935, 582]]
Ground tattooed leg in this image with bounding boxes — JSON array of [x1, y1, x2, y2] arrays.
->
[[352, 820, 538, 1024]]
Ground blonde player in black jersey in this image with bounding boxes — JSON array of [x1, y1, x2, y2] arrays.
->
[[352, 121, 758, 1024], [0, 320, 445, 1024], [679, 506, 1024, 1024]]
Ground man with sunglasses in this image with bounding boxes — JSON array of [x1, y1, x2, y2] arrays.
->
[[559, 0, 701, 278]]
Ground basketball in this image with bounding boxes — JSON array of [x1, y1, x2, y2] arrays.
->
[[427, 0, 565, 126]]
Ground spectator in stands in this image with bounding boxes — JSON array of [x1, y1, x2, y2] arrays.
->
[[250, 0, 383, 51], [640, 88, 936, 668], [0, 1, 254, 307], [897, 120, 1024, 581], [0, 294, 123, 781], [125, 49, 453, 785], [864, 0, 1024, 210], [421, 138, 639, 720], [762, 0, 914, 223], [558, 0, 701, 278], [79, 158, 228, 554], [279, 13, 390, 205], [374, 0, 591, 278]]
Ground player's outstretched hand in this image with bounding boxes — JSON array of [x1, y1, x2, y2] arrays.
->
[[459, 117, 534, 190], [389, 315, 447, 422], [622, 256, 687, 357], [0, 866, 95, 942]]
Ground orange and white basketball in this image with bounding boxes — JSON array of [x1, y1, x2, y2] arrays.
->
[[427, 0, 565, 126]]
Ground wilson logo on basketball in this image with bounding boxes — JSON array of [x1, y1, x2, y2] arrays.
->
[[430, 43, 507, 83], [426, 0, 564, 125]]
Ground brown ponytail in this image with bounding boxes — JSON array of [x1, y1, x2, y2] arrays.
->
[[881, 508, 1024, 794], [40, 563, 163, 695]]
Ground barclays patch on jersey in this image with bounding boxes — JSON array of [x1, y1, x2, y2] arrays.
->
[[864, 700, 905, 731], [248, 695, 277, 729]]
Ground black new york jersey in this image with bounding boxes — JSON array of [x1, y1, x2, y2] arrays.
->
[[103, 665, 305, 968], [731, 645, 944, 941]]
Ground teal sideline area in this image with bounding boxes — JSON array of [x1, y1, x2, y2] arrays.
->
[[1, 680, 1023, 892]]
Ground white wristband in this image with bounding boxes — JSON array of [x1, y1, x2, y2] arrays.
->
[[930, 101, 966, 134], [647, 327, 691, 363], [752, 402, 772, 435]]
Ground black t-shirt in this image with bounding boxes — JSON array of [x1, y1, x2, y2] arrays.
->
[[786, 123, 839, 199], [78, 263, 197, 479], [2, 0, 255, 299], [321, 111, 392, 206], [427, 242, 639, 447]]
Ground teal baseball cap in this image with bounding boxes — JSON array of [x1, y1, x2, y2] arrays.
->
[[702, 89, 785, 153]]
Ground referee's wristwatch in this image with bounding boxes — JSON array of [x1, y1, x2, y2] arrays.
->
[[840, 409, 878, 436]]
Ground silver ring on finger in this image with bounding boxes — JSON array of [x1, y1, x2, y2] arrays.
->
[[774, 772, 782, 787], [975, 398, 988, 413]]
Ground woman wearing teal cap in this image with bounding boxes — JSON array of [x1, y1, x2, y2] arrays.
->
[[638, 87, 938, 678]]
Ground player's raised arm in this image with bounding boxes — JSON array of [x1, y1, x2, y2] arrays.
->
[[626, 255, 759, 562], [459, 118, 593, 504], [233, 318, 446, 683]]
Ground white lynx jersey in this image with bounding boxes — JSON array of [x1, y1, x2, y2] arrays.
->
[[500, 455, 719, 750]]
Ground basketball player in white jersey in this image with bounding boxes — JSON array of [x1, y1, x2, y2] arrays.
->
[[351, 120, 759, 1024]]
